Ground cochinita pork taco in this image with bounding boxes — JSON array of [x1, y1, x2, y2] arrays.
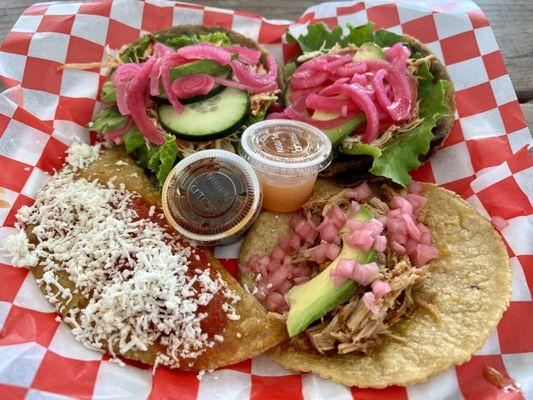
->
[[239, 179, 511, 387], [4, 144, 287, 370], [272, 23, 455, 185], [84, 25, 280, 187]]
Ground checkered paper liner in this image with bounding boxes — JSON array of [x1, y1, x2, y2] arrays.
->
[[0, 0, 531, 398]]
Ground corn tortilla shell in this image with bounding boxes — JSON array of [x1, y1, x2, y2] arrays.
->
[[239, 182, 511, 387], [29, 148, 287, 371]]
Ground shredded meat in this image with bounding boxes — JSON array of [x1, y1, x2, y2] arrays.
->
[[305, 258, 431, 355]]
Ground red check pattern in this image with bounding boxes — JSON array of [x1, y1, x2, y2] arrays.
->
[[0, 1, 531, 399]]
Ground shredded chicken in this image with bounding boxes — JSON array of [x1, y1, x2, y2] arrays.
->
[[304, 258, 431, 355], [250, 92, 279, 116]]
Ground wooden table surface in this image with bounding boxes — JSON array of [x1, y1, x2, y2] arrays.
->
[[0, 0, 531, 130]]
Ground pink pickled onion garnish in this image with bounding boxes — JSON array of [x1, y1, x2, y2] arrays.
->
[[303, 243, 329, 263], [160, 53, 189, 113], [362, 292, 379, 314], [372, 280, 391, 298], [283, 107, 357, 130], [171, 74, 215, 98], [352, 262, 378, 286], [365, 59, 413, 122], [291, 71, 329, 90], [329, 258, 356, 286], [346, 182, 372, 201], [385, 43, 411, 69], [126, 58, 165, 145], [305, 93, 358, 112], [178, 45, 232, 65], [336, 61, 367, 77], [320, 83, 379, 143], [224, 45, 261, 65], [149, 43, 175, 96], [373, 69, 392, 110], [230, 54, 278, 86], [111, 63, 141, 115]]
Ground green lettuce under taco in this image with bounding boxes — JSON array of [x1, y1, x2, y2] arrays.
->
[[83, 25, 281, 186], [279, 22, 455, 186]]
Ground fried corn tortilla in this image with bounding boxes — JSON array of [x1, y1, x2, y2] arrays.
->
[[29, 148, 287, 370], [239, 181, 511, 387]]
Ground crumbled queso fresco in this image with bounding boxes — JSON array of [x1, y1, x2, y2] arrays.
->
[[3, 143, 240, 367]]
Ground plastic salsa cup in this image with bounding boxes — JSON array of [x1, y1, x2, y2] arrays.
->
[[161, 149, 262, 246], [239, 119, 332, 212]]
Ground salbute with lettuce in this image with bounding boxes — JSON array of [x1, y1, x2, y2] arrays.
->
[[273, 23, 455, 185], [86, 25, 280, 187]]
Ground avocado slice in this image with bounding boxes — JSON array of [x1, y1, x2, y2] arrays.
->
[[312, 109, 366, 146], [353, 42, 386, 61], [285, 207, 376, 337]]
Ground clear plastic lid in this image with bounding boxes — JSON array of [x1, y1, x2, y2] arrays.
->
[[239, 119, 332, 176], [161, 150, 262, 246]]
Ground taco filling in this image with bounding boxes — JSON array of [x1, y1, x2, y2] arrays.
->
[[275, 23, 454, 185], [80, 27, 279, 187], [240, 181, 439, 355]]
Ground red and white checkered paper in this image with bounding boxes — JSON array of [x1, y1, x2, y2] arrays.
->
[[0, 0, 531, 399]]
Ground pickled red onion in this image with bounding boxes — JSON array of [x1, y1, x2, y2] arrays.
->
[[322, 83, 380, 143], [373, 69, 392, 110], [230, 54, 278, 86], [177, 44, 232, 65], [305, 93, 358, 112], [160, 53, 189, 113], [126, 58, 165, 145], [365, 59, 412, 121], [283, 107, 358, 130], [111, 64, 141, 115], [224, 45, 261, 65], [336, 61, 367, 77], [171, 74, 215, 98], [385, 43, 411, 69]]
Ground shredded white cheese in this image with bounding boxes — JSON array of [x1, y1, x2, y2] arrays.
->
[[3, 144, 240, 368], [65, 142, 101, 171]]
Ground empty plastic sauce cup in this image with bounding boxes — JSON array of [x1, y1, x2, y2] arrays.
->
[[240, 119, 332, 212], [162, 149, 262, 246]]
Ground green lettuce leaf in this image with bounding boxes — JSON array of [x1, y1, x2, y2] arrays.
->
[[369, 80, 451, 185], [155, 31, 231, 49], [286, 22, 405, 54], [156, 135, 179, 185], [122, 127, 145, 154], [89, 107, 127, 134], [100, 81, 116, 103], [120, 35, 151, 63], [345, 23, 374, 46], [134, 134, 179, 186], [286, 23, 345, 53]]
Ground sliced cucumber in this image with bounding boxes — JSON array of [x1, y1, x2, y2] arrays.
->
[[157, 60, 232, 101], [158, 87, 249, 142]]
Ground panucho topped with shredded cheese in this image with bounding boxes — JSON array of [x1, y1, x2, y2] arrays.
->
[[4, 144, 287, 370]]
